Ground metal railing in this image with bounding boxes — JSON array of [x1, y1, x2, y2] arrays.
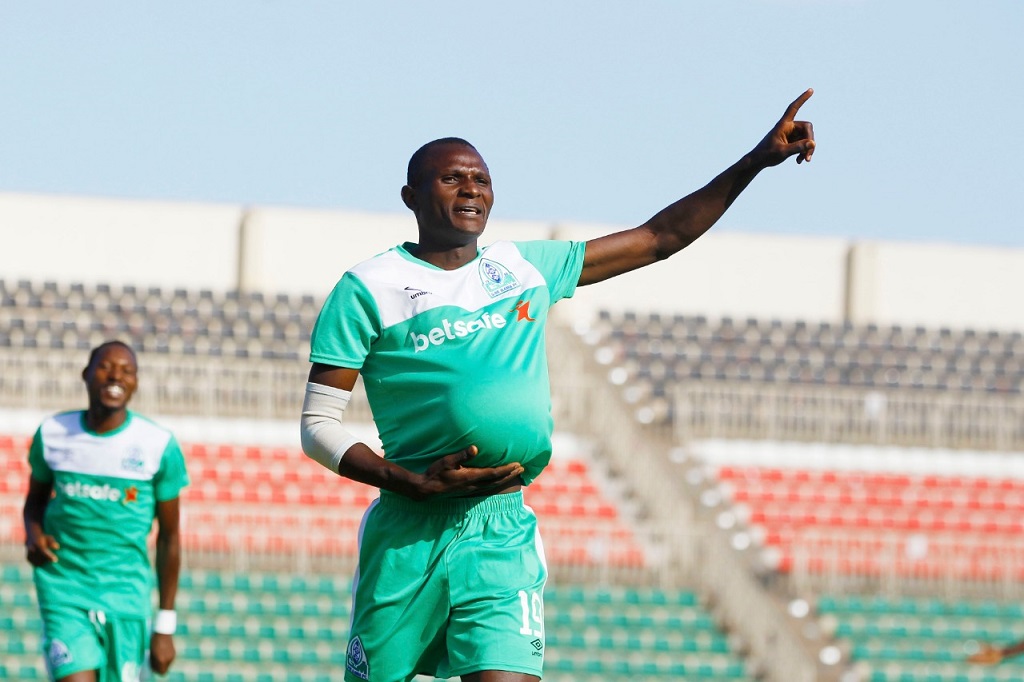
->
[[0, 347, 372, 423], [788, 530, 1024, 601], [672, 382, 1024, 450], [6, 346, 1024, 453]]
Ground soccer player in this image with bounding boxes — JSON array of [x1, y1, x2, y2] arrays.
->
[[301, 90, 816, 682], [23, 340, 189, 682]]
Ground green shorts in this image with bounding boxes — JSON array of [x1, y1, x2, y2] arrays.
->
[[39, 603, 148, 681], [345, 490, 548, 682]]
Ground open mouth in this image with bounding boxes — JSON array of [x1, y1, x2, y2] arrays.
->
[[455, 206, 482, 216], [102, 385, 126, 400]]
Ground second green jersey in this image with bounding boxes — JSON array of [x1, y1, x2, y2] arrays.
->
[[28, 410, 189, 617], [309, 239, 586, 484]]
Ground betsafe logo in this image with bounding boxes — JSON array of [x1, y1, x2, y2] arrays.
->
[[409, 300, 537, 353], [58, 481, 138, 503], [410, 312, 507, 352]]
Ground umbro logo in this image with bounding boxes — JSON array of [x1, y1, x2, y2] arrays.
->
[[404, 286, 430, 300], [531, 638, 544, 651]]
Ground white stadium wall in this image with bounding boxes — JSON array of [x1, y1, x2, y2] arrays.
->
[[847, 240, 1024, 333], [551, 223, 851, 327], [0, 192, 243, 292], [2, 191, 1023, 333], [239, 205, 554, 297]]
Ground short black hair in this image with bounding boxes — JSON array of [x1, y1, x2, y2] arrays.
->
[[86, 340, 137, 371], [406, 137, 478, 186]]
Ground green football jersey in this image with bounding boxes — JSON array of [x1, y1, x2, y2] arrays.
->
[[28, 410, 189, 617], [310, 239, 586, 484]]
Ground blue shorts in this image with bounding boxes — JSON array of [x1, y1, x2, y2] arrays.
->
[[345, 490, 548, 681]]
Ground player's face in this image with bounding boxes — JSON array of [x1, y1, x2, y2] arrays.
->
[[405, 144, 494, 247], [84, 345, 138, 413]]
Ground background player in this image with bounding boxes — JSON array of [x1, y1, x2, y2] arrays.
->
[[301, 90, 815, 681], [23, 340, 189, 681]]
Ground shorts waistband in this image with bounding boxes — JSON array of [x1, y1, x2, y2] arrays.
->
[[378, 489, 525, 516]]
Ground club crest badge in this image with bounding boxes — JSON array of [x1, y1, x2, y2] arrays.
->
[[121, 446, 145, 473], [47, 639, 73, 668], [346, 636, 370, 680], [478, 258, 520, 298]]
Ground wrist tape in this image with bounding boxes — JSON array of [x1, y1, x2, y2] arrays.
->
[[300, 381, 360, 473]]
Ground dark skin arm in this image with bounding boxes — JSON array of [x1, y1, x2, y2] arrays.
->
[[306, 364, 524, 500], [969, 639, 1024, 665], [150, 497, 181, 675], [306, 92, 813, 500], [578, 89, 815, 287], [24, 476, 59, 566]]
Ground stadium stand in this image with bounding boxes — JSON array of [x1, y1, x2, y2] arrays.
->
[[584, 310, 1024, 395], [673, 438, 1024, 681], [171, 436, 651, 572], [816, 594, 1024, 681], [565, 310, 1024, 681], [0, 279, 316, 360], [0, 419, 748, 680], [6, 270, 1024, 681], [0, 561, 754, 682]]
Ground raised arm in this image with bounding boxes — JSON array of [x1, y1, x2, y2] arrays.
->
[[303, 363, 524, 499], [578, 89, 815, 287]]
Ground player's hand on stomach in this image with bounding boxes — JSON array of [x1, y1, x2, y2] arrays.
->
[[416, 446, 524, 499], [25, 533, 60, 567]]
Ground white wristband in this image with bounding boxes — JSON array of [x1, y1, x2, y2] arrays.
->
[[153, 609, 177, 635]]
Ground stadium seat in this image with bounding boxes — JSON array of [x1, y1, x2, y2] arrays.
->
[[0, 566, 751, 682], [818, 594, 1024, 682]]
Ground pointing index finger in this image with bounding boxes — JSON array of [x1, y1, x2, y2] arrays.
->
[[783, 88, 814, 121]]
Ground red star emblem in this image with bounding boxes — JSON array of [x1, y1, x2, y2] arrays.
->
[[124, 486, 139, 504]]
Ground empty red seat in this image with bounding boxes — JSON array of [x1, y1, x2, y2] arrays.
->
[[719, 462, 1024, 580]]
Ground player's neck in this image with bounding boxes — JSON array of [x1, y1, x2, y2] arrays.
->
[[407, 242, 479, 271], [85, 405, 129, 434]]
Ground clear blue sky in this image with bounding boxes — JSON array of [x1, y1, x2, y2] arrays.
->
[[1, 1, 1021, 247]]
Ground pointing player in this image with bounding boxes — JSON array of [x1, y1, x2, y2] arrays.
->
[[301, 89, 815, 681], [23, 341, 189, 682]]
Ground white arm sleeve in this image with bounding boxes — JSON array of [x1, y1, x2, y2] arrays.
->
[[300, 381, 361, 473]]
